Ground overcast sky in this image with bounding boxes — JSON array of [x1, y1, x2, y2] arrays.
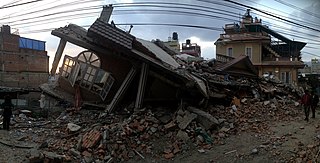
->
[[0, 0, 319, 70]]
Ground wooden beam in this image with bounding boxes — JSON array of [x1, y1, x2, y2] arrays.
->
[[50, 39, 66, 75], [135, 63, 149, 109], [106, 67, 136, 113]]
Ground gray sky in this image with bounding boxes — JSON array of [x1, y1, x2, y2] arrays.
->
[[0, 0, 319, 69]]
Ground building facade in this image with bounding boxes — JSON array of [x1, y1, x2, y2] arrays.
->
[[181, 39, 201, 57], [215, 9, 306, 85], [0, 25, 49, 89], [163, 32, 180, 53]]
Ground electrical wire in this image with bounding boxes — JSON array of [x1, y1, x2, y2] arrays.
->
[[0, 0, 101, 20], [200, 0, 320, 33], [274, 0, 320, 20], [18, 23, 223, 34], [246, 0, 320, 28], [0, 1, 318, 57], [1, 0, 22, 7], [0, 0, 45, 9]]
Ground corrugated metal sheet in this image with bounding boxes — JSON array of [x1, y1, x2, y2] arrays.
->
[[19, 37, 45, 51]]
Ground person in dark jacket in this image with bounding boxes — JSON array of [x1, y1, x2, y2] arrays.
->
[[301, 90, 312, 122], [1, 95, 13, 130], [311, 91, 319, 118]]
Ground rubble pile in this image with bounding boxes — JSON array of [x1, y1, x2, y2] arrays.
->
[[5, 58, 309, 162], [16, 72, 310, 162], [23, 87, 304, 162], [26, 107, 218, 162]]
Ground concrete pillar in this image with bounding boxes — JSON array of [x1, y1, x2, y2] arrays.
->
[[106, 67, 136, 113], [50, 39, 67, 75], [135, 63, 149, 110]]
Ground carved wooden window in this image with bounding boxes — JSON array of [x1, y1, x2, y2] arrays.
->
[[77, 51, 101, 68], [61, 57, 75, 78], [62, 50, 115, 100]]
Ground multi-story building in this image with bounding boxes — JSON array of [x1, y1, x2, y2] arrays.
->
[[162, 32, 202, 58], [163, 32, 180, 53], [215, 9, 306, 85], [0, 25, 49, 90], [181, 39, 201, 57]]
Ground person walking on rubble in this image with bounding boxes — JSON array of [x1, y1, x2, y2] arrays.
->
[[311, 91, 319, 118], [1, 95, 14, 130], [301, 90, 312, 122]]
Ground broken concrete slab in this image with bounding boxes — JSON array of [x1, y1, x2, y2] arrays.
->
[[177, 111, 197, 130], [187, 106, 219, 130], [158, 114, 172, 124], [164, 121, 177, 130], [67, 123, 81, 132], [42, 151, 65, 162], [70, 148, 81, 158], [176, 130, 190, 141]]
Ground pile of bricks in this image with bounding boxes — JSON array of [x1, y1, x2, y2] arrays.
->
[[29, 74, 308, 162], [82, 130, 102, 149]]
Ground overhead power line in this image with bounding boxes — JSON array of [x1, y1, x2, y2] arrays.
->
[[302, 51, 320, 58], [1, 0, 22, 7], [200, 0, 320, 33], [2, 1, 318, 58], [246, 0, 320, 28], [0, 0, 45, 9], [274, 0, 320, 20], [0, 0, 101, 20], [18, 23, 223, 34]]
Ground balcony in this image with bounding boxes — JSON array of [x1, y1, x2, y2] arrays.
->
[[219, 33, 269, 41]]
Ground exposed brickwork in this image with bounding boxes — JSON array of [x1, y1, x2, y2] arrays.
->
[[0, 72, 48, 88], [0, 26, 49, 89], [1, 33, 19, 52], [82, 130, 102, 149]]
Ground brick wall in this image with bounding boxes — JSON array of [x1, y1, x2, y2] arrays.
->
[[0, 51, 48, 72], [0, 72, 48, 89], [0, 33, 19, 52], [0, 30, 49, 89]]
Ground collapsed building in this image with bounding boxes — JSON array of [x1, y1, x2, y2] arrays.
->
[[42, 5, 210, 111], [6, 6, 309, 163], [41, 5, 263, 112]]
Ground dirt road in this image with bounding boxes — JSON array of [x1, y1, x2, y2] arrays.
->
[[174, 112, 320, 163]]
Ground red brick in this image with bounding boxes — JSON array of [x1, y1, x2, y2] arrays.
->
[[163, 153, 174, 159], [82, 151, 92, 157], [82, 130, 101, 149]]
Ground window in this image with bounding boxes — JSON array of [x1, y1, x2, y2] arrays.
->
[[77, 51, 101, 68], [60, 50, 115, 100], [98, 72, 115, 100], [61, 57, 75, 78], [246, 47, 252, 59], [227, 47, 233, 57], [281, 72, 291, 84], [80, 65, 97, 90], [69, 62, 80, 87]]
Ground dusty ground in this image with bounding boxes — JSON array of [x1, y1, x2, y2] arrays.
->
[[173, 111, 320, 163], [0, 107, 319, 163]]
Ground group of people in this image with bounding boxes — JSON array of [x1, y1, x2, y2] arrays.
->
[[301, 90, 319, 122]]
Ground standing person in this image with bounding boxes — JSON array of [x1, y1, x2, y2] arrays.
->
[[301, 90, 312, 122], [311, 91, 319, 118], [1, 95, 13, 130]]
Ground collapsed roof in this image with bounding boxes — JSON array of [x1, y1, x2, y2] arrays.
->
[[44, 5, 258, 112]]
